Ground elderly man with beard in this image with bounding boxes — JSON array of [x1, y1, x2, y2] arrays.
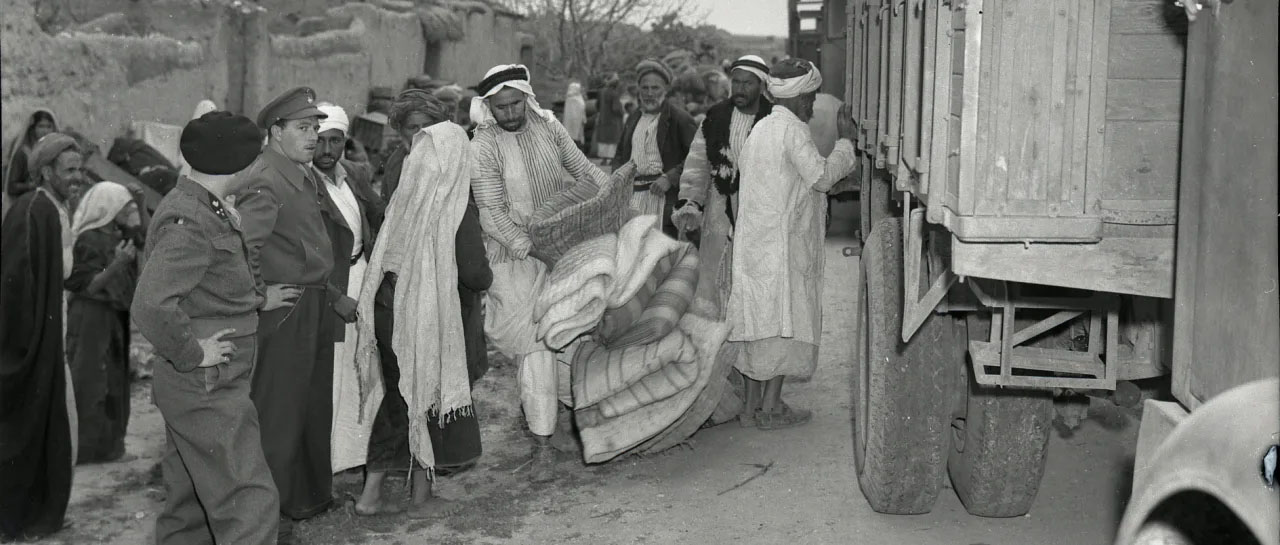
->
[[0, 133, 85, 540], [470, 63, 609, 483], [236, 87, 358, 543], [728, 58, 857, 430], [671, 55, 774, 324], [612, 59, 697, 238]]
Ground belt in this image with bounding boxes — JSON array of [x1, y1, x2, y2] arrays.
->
[[633, 173, 663, 191], [190, 313, 259, 340]]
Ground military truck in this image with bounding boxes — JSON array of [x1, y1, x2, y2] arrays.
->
[[791, 0, 1278, 525]]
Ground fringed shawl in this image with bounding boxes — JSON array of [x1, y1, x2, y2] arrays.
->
[[353, 122, 472, 472]]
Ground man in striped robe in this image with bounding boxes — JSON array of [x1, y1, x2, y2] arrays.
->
[[468, 64, 609, 482], [671, 54, 774, 322]]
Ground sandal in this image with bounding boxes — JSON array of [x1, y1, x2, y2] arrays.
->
[[754, 403, 813, 430]]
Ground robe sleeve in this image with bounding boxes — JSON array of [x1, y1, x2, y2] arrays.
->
[[554, 120, 607, 187], [455, 203, 493, 292], [131, 215, 211, 372], [787, 124, 857, 193], [470, 135, 532, 255], [678, 121, 712, 206], [65, 230, 135, 308], [234, 175, 280, 296]]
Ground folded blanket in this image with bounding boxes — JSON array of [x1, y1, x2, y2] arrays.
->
[[602, 245, 699, 349], [529, 163, 635, 267], [538, 276, 610, 350], [576, 311, 732, 463], [591, 335, 700, 419], [572, 328, 698, 409], [533, 233, 617, 320], [595, 274, 659, 344], [608, 224, 686, 308]]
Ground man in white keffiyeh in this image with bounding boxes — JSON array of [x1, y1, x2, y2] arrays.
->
[[728, 58, 858, 430], [469, 63, 610, 482]]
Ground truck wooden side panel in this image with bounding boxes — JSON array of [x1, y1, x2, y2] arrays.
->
[[1171, 0, 1280, 410]]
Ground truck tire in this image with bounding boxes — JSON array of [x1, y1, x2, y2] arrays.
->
[[859, 166, 893, 245], [854, 217, 958, 514], [948, 314, 1054, 517]]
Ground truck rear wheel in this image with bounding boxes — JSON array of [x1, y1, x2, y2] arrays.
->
[[948, 315, 1054, 517], [858, 162, 893, 244], [854, 217, 958, 514]]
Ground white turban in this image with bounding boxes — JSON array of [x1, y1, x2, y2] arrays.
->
[[730, 55, 771, 85], [767, 60, 824, 99], [469, 64, 554, 129], [317, 102, 350, 135]]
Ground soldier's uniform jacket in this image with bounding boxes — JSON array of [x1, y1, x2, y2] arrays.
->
[[133, 177, 262, 372], [236, 147, 338, 294]]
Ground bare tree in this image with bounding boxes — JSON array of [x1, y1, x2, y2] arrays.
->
[[505, 0, 694, 81]]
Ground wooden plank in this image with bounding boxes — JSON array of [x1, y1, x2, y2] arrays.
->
[[925, 0, 954, 221], [1084, 0, 1111, 224], [917, 0, 938, 197], [899, 1, 922, 182], [1109, 0, 1187, 35], [952, 234, 1175, 298], [1102, 120, 1181, 201], [1105, 79, 1183, 121], [1045, 0, 1072, 210], [884, 1, 905, 168], [1107, 33, 1187, 79], [972, 0, 998, 217]]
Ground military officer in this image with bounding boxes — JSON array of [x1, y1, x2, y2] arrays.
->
[[132, 111, 284, 545], [236, 86, 358, 543]]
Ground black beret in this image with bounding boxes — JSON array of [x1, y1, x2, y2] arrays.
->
[[181, 111, 263, 175]]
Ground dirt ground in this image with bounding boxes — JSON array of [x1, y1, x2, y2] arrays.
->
[[34, 202, 1141, 545]]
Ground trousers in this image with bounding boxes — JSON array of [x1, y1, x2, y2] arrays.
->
[[152, 334, 279, 545]]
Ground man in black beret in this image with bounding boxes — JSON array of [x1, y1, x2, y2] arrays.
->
[[236, 86, 356, 542], [132, 111, 283, 545]]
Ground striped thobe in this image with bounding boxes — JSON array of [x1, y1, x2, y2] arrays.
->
[[470, 117, 607, 435], [630, 113, 666, 217]]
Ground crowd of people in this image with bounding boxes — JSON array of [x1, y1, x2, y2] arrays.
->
[[0, 51, 856, 544]]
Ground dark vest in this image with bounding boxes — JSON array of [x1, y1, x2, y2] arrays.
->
[[701, 98, 772, 225]]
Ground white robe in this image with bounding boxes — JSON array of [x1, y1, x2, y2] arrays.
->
[[727, 106, 857, 348]]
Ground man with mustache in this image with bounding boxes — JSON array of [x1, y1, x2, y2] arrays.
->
[[469, 63, 610, 483], [611, 59, 698, 238], [671, 54, 774, 324], [728, 58, 857, 430], [236, 86, 355, 544]]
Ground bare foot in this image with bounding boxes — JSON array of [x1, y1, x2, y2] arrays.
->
[[353, 499, 403, 517], [406, 496, 463, 519]]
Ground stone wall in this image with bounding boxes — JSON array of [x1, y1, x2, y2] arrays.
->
[[2, 0, 525, 162]]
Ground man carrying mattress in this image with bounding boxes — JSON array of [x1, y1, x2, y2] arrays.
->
[[469, 63, 610, 482], [728, 58, 857, 429]]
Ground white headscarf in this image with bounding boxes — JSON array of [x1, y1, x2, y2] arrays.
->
[[768, 60, 824, 99], [468, 64, 555, 130], [730, 55, 771, 86], [71, 181, 133, 240], [317, 102, 350, 135]]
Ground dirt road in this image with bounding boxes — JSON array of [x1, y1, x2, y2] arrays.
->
[[46, 203, 1139, 545]]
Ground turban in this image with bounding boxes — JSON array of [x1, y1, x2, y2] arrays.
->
[[768, 58, 823, 99], [390, 89, 449, 131], [469, 64, 554, 129], [28, 133, 79, 173], [730, 55, 771, 85], [635, 59, 673, 85], [317, 102, 351, 135], [192, 99, 218, 120], [72, 181, 134, 239]]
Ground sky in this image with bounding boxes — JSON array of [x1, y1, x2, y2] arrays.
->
[[698, 0, 789, 37]]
